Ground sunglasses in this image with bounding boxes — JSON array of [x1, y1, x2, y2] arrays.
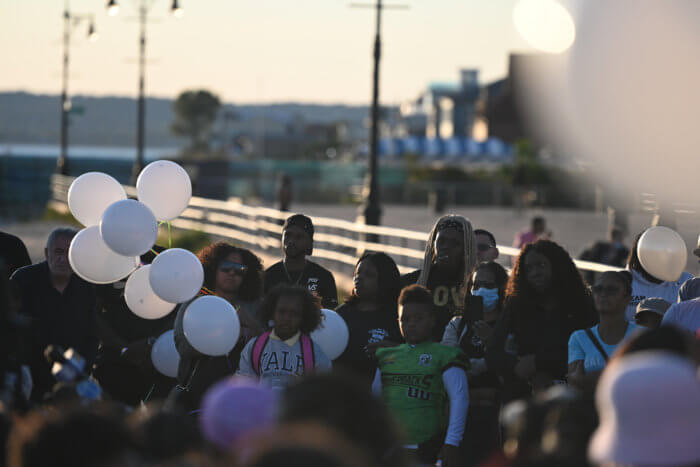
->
[[219, 260, 248, 274]]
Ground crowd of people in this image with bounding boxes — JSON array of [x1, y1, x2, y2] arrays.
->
[[0, 212, 699, 467]]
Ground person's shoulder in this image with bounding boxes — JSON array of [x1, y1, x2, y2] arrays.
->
[[678, 271, 694, 284], [568, 328, 587, 344], [376, 343, 407, 362], [306, 260, 334, 277], [10, 261, 43, 283], [0, 231, 25, 247], [265, 261, 284, 274]]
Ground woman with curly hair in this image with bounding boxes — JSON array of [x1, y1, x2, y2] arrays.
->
[[486, 240, 596, 398], [172, 241, 265, 409], [334, 252, 403, 388], [237, 284, 331, 391]]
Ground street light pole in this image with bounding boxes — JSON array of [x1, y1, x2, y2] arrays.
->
[[351, 1, 407, 228], [133, 2, 147, 184]]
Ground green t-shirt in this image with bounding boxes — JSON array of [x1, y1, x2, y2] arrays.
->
[[376, 342, 468, 444]]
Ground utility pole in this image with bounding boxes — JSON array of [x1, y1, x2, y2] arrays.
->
[[351, 1, 408, 228]]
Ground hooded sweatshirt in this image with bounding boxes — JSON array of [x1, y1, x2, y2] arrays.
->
[[626, 269, 693, 321]]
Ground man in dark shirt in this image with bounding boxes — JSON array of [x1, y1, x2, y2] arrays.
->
[[0, 231, 31, 278], [10, 227, 99, 401], [264, 214, 338, 309]]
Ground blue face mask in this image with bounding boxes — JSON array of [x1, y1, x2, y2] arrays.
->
[[472, 287, 499, 311]]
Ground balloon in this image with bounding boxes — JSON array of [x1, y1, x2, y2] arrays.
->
[[68, 172, 126, 226], [136, 160, 192, 221], [68, 226, 139, 284], [151, 330, 180, 378], [200, 377, 278, 449], [637, 227, 688, 283], [149, 248, 204, 303], [183, 296, 240, 356], [99, 199, 158, 257], [125, 265, 176, 320], [310, 309, 349, 360]]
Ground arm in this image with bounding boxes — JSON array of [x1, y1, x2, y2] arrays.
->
[[371, 368, 382, 397], [439, 366, 469, 467]]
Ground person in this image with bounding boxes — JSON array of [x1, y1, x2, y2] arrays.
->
[[277, 173, 293, 212], [567, 271, 639, 392], [335, 253, 403, 388], [92, 247, 176, 406], [513, 216, 550, 250], [625, 232, 692, 321], [0, 231, 31, 278], [475, 229, 499, 263], [612, 326, 693, 362], [579, 227, 629, 284], [633, 297, 670, 329], [674, 234, 700, 301], [661, 297, 700, 334], [374, 285, 469, 467], [237, 285, 331, 391], [441, 261, 508, 467], [173, 242, 265, 409], [487, 240, 596, 398], [588, 353, 700, 467], [264, 214, 338, 309], [280, 373, 406, 467], [9, 228, 98, 402], [401, 215, 478, 341]]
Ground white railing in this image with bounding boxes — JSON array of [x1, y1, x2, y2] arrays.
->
[[49, 174, 618, 275]]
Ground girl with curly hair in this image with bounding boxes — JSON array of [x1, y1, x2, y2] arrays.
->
[[172, 241, 265, 408], [237, 285, 331, 391], [486, 240, 596, 398], [334, 252, 403, 388]]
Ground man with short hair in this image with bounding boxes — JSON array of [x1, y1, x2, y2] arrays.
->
[[264, 214, 338, 309], [474, 229, 499, 263], [10, 227, 98, 401]]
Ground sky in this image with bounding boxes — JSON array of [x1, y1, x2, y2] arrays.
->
[[0, 0, 538, 105]]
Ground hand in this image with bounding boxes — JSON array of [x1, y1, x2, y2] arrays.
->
[[438, 443, 461, 467], [514, 354, 536, 380], [472, 320, 493, 342]]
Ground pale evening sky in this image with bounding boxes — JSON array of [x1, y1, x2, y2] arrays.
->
[[1, 0, 541, 105]]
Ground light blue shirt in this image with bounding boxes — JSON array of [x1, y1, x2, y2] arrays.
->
[[568, 323, 639, 373]]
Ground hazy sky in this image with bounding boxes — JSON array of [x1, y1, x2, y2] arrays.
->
[[1, 0, 537, 104]]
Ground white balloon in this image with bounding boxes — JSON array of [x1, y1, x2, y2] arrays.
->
[[125, 265, 176, 320], [151, 330, 180, 378], [100, 199, 158, 257], [149, 248, 204, 303], [68, 172, 126, 226], [183, 296, 240, 356], [310, 309, 349, 360], [637, 227, 687, 283], [68, 226, 139, 284], [136, 160, 192, 221]]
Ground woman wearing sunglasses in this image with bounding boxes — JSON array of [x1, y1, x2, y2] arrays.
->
[[172, 241, 265, 409], [567, 271, 639, 392]]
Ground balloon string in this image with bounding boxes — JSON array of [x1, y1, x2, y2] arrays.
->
[[150, 249, 159, 256], [167, 222, 172, 249], [143, 384, 156, 403]]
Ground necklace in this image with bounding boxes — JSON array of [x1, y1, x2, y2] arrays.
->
[[283, 259, 306, 285]]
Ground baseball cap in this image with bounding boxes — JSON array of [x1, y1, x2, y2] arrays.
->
[[635, 297, 671, 318]]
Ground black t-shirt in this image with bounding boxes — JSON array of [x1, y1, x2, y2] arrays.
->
[[334, 302, 402, 388], [264, 260, 338, 309], [401, 268, 466, 341], [10, 262, 98, 400], [0, 231, 31, 278]]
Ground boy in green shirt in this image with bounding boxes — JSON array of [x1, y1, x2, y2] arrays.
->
[[374, 284, 469, 467]]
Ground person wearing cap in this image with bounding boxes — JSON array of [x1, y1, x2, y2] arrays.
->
[[633, 297, 670, 329], [264, 214, 338, 310], [588, 352, 700, 466], [567, 271, 639, 392]]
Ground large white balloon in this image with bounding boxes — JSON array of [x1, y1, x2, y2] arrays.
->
[[68, 172, 126, 226], [149, 248, 204, 303], [637, 227, 687, 283], [151, 330, 180, 378], [183, 296, 240, 356], [310, 309, 349, 360], [136, 160, 192, 221], [68, 226, 139, 284], [100, 199, 158, 257], [125, 265, 176, 320]]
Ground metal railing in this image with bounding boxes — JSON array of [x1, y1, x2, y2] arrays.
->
[[49, 174, 618, 275]]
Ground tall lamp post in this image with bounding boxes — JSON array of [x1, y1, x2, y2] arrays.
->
[[56, 1, 98, 175], [351, 1, 407, 228], [106, 0, 183, 184]]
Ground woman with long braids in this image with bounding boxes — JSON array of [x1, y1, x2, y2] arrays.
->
[[486, 240, 596, 398], [402, 215, 478, 341]]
